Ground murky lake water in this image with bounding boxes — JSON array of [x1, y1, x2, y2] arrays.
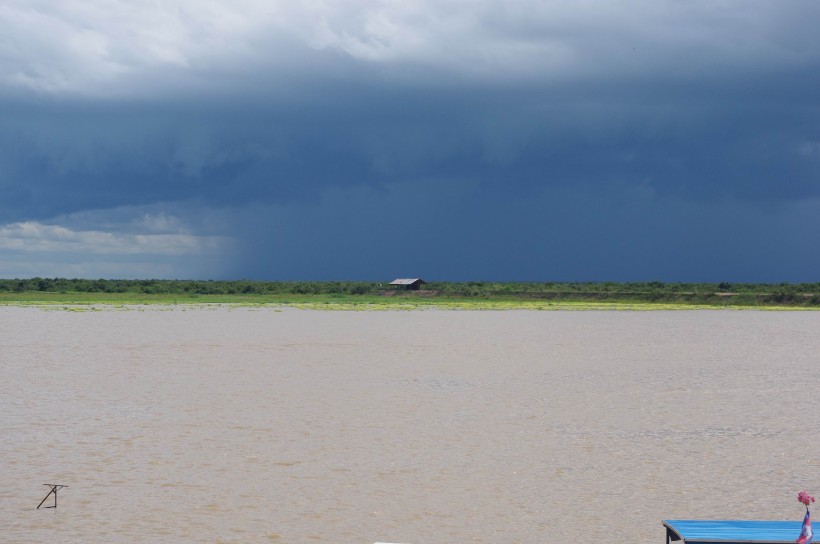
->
[[2, 306, 819, 543]]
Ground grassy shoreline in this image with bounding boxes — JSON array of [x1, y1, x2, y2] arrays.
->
[[1, 291, 818, 310]]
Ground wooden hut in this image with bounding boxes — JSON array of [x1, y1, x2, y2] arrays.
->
[[389, 278, 426, 291]]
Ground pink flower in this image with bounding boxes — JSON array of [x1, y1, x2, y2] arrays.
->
[[798, 490, 816, 506]]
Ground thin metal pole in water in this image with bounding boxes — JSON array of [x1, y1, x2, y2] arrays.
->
[[37, 484, 68, 509]]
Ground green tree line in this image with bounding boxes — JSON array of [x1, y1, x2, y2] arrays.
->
[[1, 278, 819, 305]]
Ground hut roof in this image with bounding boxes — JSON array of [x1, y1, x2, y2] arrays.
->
[[389, 278, 425, 285]]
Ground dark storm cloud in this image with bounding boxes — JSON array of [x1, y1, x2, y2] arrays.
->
[[2, 1, 819, 279], [3, 64, 819, 224]]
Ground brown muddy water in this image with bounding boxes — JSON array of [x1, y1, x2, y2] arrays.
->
[[1, 306, 819, 543]]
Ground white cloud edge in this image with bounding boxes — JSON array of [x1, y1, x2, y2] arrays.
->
[[0, 220, 230, 256]]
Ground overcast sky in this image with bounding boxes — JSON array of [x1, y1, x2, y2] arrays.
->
[[1, 1, 819, 281]]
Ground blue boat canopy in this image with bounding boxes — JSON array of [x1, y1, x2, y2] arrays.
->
[[663, 519, 806, 543]]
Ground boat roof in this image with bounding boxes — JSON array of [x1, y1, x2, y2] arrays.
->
[[663, 519, 807, 543]]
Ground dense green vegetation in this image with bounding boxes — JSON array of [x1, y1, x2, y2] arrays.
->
[[0, 278, 819, 307]]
